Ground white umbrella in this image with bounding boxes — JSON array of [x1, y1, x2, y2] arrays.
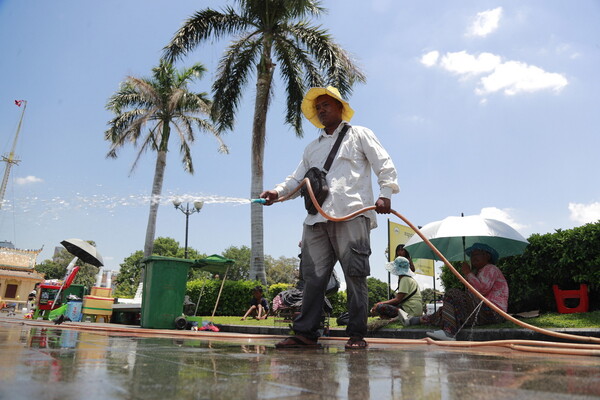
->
[[404, 215, 528, 262], [60, 238, 104, 267]]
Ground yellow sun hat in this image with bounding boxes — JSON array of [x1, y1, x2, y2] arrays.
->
[[301, 86, 355, 129]]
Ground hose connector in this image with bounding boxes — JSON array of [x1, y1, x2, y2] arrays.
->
[[250, 198, 267, 204]]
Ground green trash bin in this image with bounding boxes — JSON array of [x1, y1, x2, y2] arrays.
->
[[140, 256, 194, 329]]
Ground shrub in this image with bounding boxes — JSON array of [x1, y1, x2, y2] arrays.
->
[[329, 290, 347, 316], [186, 279, 264, 316], [268, 283, 293, 299]]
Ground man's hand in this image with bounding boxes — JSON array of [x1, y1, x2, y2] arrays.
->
[[375, 197, 391, 214], [259, 190, 279, 206]]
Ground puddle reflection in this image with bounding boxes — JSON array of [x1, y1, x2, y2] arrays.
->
[[0, 323, 599, 399]]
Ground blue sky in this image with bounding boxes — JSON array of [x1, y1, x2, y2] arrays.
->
[[1, 1, 599, 289]]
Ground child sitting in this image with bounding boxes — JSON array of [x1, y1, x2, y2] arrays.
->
[[241, 286, 270, 320]]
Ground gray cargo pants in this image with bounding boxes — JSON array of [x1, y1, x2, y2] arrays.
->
[[293, 216, 371, 340]]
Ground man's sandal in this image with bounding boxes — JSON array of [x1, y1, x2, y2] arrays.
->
[[345, 337, 368, 349], [275, 336, 322, 349]]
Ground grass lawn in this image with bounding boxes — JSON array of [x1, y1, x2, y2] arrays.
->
[[200, 310, 600, 330]]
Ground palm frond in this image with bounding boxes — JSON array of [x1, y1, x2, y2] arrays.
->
[[212, 37, 262, 132], [272, 39, 308, 136], [238, 0, 324, 23], [126, 77, 163, 108], [105, 109, 151, 152], [288, 22, 366, 97], [163, 8, 248, 62], [105, 61, 225, 174], [128, 123, 162, 175], [175, 63, 207, 86]]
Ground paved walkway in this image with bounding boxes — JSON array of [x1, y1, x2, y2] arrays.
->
[[1, 316, 600, 399]]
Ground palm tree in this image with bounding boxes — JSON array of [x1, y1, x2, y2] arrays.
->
[[163, 0, 365, 284], [105, 60, 228, 258]]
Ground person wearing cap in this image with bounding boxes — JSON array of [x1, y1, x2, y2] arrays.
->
[[406, 242, 509, 341], [370, 256, 423, 321], [261, 86, 399, 349]]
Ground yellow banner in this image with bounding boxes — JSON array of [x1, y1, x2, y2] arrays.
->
[[388, 220, 434, 277]]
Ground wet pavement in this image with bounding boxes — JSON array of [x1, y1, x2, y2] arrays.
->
[[1, 319, 600, 399]]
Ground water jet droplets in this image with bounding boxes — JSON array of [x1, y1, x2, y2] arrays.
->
[[2, 192, 252, 214]]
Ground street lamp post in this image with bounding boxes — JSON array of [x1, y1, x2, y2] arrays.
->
[[172, 200, 204, 258]]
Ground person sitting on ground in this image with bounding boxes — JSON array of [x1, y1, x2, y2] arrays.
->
[[406, 243, 508, 341], [370, 256, 422, 323], [241, 286, 270, 320]]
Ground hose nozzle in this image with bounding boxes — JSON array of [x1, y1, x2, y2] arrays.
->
[[250, 198, 267, 204]]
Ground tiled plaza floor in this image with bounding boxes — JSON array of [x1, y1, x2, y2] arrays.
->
[[1, 318, 600, 399]]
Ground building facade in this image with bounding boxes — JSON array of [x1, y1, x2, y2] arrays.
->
[[0, 242, 44, 309]]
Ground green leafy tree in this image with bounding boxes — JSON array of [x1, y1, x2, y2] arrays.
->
[[163, 0, 366, 284], [114, 250, 144, 298], [439, 261, 464, 293], [221, 245, 252, 281], [105, 60, 228, 258], [114, 237, 205, 297], [367, 277, 389, 309], [35, 242, 100, 288], [35, 260, 66, 281], [265, 255, 299, 285]]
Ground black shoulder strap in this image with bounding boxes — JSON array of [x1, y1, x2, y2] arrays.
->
[[396, 276, 418, 304], [323, 123, 351, 173], [400, 288, 418, 304]]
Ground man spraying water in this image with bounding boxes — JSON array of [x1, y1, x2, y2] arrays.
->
[[260, 86, 399, 349]]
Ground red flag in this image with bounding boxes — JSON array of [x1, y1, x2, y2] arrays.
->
[[14, 100, 23, 107]]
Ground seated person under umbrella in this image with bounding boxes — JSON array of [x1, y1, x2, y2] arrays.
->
[[406, 243, 508, 341]]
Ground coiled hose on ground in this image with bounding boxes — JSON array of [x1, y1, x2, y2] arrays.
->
[[268, 178, 600, 356]]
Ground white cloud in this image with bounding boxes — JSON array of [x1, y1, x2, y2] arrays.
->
[[422, 50, 568, 96], [439, 51, 501, 75], [420, 50, 439, 67], [468, 7, 503, 37], [479, 207, 526, 232], [476, 60, 568, 95], [15, 175, 43, 185], [568, 202, 600, 224], [555, 43, 580, 60]]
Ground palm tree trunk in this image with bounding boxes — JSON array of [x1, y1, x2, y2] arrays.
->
[[143, 149, 167, 258], [249, 45, 275, 285]]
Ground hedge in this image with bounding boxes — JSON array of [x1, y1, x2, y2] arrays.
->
[[186, 279, 349, 316]]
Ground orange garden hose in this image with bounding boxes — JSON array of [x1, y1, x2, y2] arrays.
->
[[6, 179, 598, 357], [269, 177, 600, 356]]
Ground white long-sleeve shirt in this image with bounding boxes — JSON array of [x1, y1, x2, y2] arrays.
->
[[274, 122, 399, 229]]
